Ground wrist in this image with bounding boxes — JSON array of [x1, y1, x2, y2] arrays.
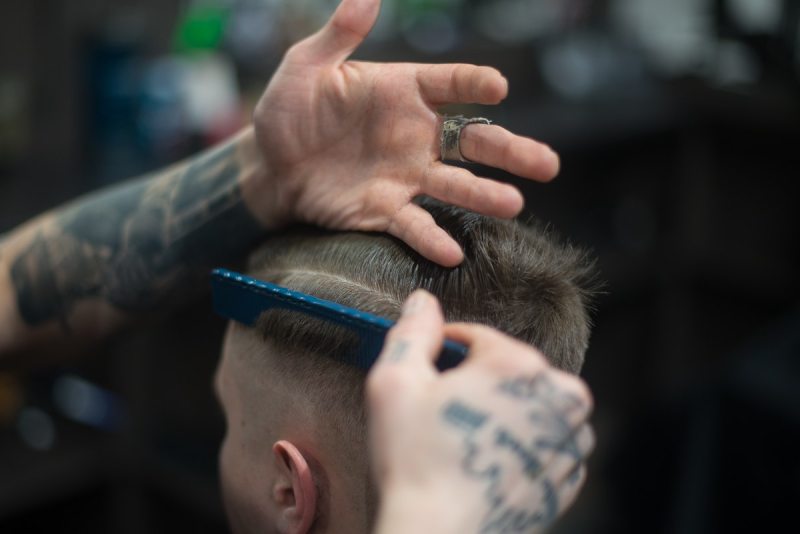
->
[[236, 126, 290, 231], [375, 482, 482, 534]]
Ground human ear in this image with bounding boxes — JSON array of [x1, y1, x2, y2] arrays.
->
[[271, 440, 318, 534]]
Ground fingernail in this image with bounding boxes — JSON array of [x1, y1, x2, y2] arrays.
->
[[402, 290, 427, 316]]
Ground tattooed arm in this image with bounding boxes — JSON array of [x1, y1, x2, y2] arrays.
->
[[0, 128, 268, 359], [367, 291, 594, 534], [1, 0, 564, 360]]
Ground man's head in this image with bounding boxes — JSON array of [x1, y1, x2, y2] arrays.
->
[[214, 199, 596, 533]]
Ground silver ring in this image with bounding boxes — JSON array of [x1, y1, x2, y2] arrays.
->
[[440, 115, 492, 162]]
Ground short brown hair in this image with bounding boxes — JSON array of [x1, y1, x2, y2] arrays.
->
[[248, 198, 596, 374]]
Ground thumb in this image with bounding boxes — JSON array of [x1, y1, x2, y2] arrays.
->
[[298, 0, 381, 65], [366, 290, 443, 410]]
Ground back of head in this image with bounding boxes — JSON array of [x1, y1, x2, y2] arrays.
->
[[248, 198, 595, 374], [235, 198, 596, 529]]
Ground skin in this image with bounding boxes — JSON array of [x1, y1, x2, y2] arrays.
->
[[215, 325, 292, 534], [214, 323, 372, 534], [250, 0, 559, 265], [0, 0, 559, 361], [369, 291, 595, 534]]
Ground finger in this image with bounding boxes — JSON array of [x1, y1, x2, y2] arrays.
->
[[518, 427, 592, 523], [417, 64, 508, 105], [515, 371, 592, 440], [421, 164, 524, 219], [380, 290, 445, 369], [386, 203, 464, 267], [545, 426, 595, 486], [547, 368, 595, 423], [292, 0, 381, 65], [367, 290, 444, 406], [444, 322, 550, 375], [459, 124, 560, 182], [552, 463, 588, 518]]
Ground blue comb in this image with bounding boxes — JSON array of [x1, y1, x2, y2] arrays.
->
[[210, 268, 467, 371]]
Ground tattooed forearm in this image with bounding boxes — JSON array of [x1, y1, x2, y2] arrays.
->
[[7, 133, 264, 331]]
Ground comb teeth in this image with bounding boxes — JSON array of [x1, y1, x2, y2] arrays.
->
[[210, 268, 467, 371]]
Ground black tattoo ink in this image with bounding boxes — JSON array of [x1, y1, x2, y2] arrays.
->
[[529, 415, 584, 464], [387, 340, 410, 362], [9, 141, 264, 329], [441, 379, 591, 533], [498, 374, 588, 463], [495, 428, 542, 479], [498, 374, 556, 400], [479, 479, 557, 534], [441, 399, 561, 533], [442, 400, 488, 432]]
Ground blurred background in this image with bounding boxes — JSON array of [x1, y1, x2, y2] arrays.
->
[[1, 0, 798, 532]]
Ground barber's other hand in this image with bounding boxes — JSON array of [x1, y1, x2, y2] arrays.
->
[[250, 0, 559, 267], [367, 290, 594, 534]]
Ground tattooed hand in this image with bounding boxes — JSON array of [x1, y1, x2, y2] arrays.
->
[[251, 0, 559, 267], [367, 290, 594, 534]]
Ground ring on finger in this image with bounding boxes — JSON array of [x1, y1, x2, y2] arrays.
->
[[440, 115, 492, 162]]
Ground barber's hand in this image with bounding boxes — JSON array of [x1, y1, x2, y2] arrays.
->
[[367, 290, 594, 534], [251, 0, 559, 267]]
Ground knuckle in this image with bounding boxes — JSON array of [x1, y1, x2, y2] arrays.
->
[[574, 379, 594, 409], [487, 66, 504, 79], [558, 373, 594, 411], [573, 464, 588, 489], [451, 65, 465, 101], [386, 207, 414, 240], [383, 324, 414, 347], [470, 323, 500, 339], [583, 425, 597, 455], [500, 131, 516, 164], [440, 171, 456, 200], [470, 67, 483, 99], [366, 365, 414, 406], [465, 180, 481, 208]]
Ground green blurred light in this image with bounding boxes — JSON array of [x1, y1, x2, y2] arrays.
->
[[174, 6, 228, 52]]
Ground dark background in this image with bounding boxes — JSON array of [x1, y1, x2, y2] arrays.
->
[[1, 1, 798, 532]]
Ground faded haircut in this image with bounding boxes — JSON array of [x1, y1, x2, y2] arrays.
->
[[247, 198, 597, 375]]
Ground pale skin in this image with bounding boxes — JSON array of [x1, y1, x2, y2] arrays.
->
[[369, 291, 594, 534], [215, 322, 376, 534], [0, 0, 588, 531], [250, 0, 559, 264]]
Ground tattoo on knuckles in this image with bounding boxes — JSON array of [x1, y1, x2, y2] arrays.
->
[[441, 398, 587, 533], [498, 375, 587, 417], [498, 375, 588, 464]]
